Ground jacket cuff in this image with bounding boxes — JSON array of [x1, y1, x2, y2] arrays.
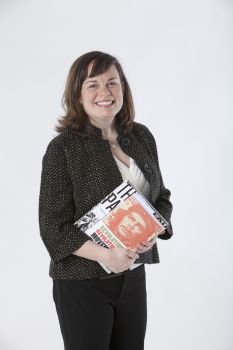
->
[[157, 222, 173, 240]]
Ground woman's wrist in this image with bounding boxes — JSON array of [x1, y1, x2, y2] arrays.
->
[[98, 247, 111, 265], [73, 240, 110, 264]]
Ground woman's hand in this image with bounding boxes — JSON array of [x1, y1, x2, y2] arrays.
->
[[135, 237, 157, 254], [102, 247, 139, 274], [135, 230, 166, 254]]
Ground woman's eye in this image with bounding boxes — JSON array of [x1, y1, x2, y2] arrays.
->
[[88, 82, 117, 89]]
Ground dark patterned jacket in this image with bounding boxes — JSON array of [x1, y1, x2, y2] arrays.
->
[[38, 118, 173, 280]]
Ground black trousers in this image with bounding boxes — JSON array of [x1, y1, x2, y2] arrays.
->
[[52, 264, 147, 350]]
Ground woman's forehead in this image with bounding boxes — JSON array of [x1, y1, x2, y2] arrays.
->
[[86, 62, 119, 80]]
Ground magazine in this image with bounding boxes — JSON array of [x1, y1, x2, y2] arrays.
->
[[74, 180, 168, 273]]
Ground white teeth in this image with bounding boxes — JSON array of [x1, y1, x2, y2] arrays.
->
[[96, 101, 113, 106]]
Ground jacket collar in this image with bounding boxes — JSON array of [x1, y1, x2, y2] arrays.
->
[[79, 116, 132, 140]]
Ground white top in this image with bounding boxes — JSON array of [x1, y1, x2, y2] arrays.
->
[[113, 154, 151, 270]]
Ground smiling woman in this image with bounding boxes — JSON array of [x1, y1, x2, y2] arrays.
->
[[39, 50, 173, 350], [55, 51, 135, 134]]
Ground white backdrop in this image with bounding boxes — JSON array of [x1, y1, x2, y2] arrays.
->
[[0, 0, 232, 349]]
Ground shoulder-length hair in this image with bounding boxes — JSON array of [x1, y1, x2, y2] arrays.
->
[[55, 51, 135, 133]]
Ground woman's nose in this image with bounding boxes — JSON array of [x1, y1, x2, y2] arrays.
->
[[98, 85, 111, 95]]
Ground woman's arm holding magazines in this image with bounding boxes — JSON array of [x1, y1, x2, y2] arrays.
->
[[145, 126, 174, 240]]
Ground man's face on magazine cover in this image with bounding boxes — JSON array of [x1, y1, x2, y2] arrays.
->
[[117, 212, 146, 237]]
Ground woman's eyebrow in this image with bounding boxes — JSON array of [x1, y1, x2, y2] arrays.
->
[[84, 77, 118, 84]]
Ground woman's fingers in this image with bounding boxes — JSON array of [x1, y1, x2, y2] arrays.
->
[[135, 244, 148, 253], [135, 238, 157, 253], [142, 241, 152, 247], [126, 249, 139, 260]]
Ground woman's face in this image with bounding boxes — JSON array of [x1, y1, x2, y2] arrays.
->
[[79, 62, 124, 126]]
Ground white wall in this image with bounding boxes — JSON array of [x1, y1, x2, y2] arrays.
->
[[0, 0, 232, 349]]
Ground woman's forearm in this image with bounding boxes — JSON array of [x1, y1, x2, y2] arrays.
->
[[72, 240, 109, 264]]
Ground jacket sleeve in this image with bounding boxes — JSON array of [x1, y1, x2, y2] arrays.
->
[[145, 127, 174, 240], [38, 138, 92, 263]]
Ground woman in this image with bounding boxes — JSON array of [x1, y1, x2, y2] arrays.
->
[[39, 51, 173, 350]]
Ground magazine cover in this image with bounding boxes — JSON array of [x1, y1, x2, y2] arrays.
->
[[74, 180, 168, 273]]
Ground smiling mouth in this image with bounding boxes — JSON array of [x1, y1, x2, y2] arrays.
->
[[95, 100, 115, 108]]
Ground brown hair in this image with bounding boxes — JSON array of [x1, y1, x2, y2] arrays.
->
[[54, 51, 135, 133]]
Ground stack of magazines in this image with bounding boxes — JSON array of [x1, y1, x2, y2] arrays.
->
[[74, 180, 168, 273]]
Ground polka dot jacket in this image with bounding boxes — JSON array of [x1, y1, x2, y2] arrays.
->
[[38, 119, 173, 280]]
